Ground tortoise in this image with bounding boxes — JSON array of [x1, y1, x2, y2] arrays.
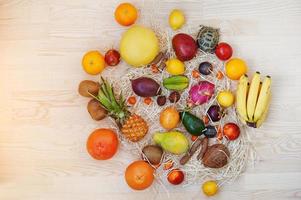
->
[[197, 26, 220, 53]]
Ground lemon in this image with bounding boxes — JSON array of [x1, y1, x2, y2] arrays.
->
[[120, 25, 159, 67], [217, 91, 235, 108], [225, 58, 248, 80], [166, 58, 185, 75], [169, 9, 185, 30], [202, 180, 218, 196]]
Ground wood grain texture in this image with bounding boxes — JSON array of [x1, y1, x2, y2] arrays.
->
[[1, 0, 301, 199]]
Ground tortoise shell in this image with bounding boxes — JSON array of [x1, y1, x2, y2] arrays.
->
[[197, 26, 220, 53]]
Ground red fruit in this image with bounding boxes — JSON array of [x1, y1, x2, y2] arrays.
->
[[223, 123, 240, 140], [167, 169, 184, 185], [172, 33, 197, 61], [105, 49, 121, 66], [215, 42, 233, 61]]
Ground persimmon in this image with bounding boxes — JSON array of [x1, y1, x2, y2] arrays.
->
[[125, 161, 154, 190], [114, 3, 138, 26], [86, 128, 118, 160]]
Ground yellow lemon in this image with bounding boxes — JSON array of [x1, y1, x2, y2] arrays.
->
[[217, 91, 235, 108], [82, 51, 105, 75], [120, 25, 159, 67], [202, 180, 218, 196], [166, 58, 185, 75], [225, 58, 248, 80], [169, 9, 185, 30]]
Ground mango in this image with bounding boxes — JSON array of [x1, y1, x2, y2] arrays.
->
[[153, 131, 189, 155]]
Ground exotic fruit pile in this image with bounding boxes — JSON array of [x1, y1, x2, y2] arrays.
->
[[78, 3, 272, 196]]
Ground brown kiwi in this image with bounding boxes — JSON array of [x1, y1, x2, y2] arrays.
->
[[87, 99, 107, 121], [142, 145, 163, 165], [78, 80, 100, 97]]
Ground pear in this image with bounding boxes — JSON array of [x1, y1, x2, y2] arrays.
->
[[153, 131, 189, 155]]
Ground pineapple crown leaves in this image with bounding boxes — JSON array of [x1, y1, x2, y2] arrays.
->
[[92, 77, 129, 120]]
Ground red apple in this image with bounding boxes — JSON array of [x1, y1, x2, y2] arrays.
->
[[223, 123, 240, 140], [105, 49, 120, 66], [167, 169, 184, 185], [172, 33, 197, 61]]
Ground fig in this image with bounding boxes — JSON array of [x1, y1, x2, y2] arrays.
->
[[169, 91, 180, 103], [157, 95, 167, 106], [131, 77, 161, 97], [142, 145, 163, 165], [172, 33, 197, 61]]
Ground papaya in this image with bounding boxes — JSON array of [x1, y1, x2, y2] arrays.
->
[[180, 111, 205, 136], [153, 131, 189, 154]]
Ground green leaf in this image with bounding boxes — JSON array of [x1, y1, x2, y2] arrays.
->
[[97, 91, 113, 110]]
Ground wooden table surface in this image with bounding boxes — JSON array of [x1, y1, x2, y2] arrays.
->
[[1, 0, 301, 199]]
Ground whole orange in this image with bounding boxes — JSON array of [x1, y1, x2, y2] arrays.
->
[[86, 128, 118, 160], [82, 51, 105, 75], [114, 3, 138, 26], [225, 58, 248, 80], [160, 106, 180, 130], [125, 160, 154, 190]]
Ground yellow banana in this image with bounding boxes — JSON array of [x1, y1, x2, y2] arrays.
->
[[256, 93, 271, 128], [253, 76, 272, 122], [247, 72, 261, 121], [236, 74, 249, 121]]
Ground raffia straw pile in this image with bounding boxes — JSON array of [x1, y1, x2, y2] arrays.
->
[[107, 24, 256, 193]]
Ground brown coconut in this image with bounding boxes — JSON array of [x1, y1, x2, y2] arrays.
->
[[202, 144, 230, 168]]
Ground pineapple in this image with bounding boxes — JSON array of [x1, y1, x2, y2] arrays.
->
[[94, 78, 148, 142]]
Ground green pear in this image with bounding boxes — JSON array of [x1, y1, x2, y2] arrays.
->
[[153, 131, 189, 154]]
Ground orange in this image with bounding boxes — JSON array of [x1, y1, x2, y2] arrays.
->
[[114, 3, 138, 26], [225, 58, 248, 80], [159, 106, 180, 130], [86, 128, 119, 160], [125, 161, 154, 190], [82, 51, 105, 75]]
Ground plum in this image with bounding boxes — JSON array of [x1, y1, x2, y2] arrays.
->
[[131, 77, 161, 97]]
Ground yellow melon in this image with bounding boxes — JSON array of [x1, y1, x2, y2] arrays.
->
[[120, 25, 159, 67]]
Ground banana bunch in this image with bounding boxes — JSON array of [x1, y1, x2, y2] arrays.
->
[[236, 72, 271, 128]]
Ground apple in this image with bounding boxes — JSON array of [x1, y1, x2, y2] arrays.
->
[[105, 49, 120, 66], [172, 33, 197, 61], [223, 123, 240, 140]]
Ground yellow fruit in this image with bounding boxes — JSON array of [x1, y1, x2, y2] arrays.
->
[[202, 180, 218, 196], [166, 58, 185, 75], [169, 9, 185, 30], [120, 25, 159, 67], [82, 51, 105, 75], [225, 58, 248, 80], [160, 106, 180, 130], [217, 91, 235, 108]]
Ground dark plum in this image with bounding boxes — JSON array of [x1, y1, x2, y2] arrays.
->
[[198, 62, 213, 75], [203, 125, 217, 138], [207, 105, 222, 122]]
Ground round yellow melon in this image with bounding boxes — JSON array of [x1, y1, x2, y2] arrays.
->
[[120, 25, 159, 67]]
